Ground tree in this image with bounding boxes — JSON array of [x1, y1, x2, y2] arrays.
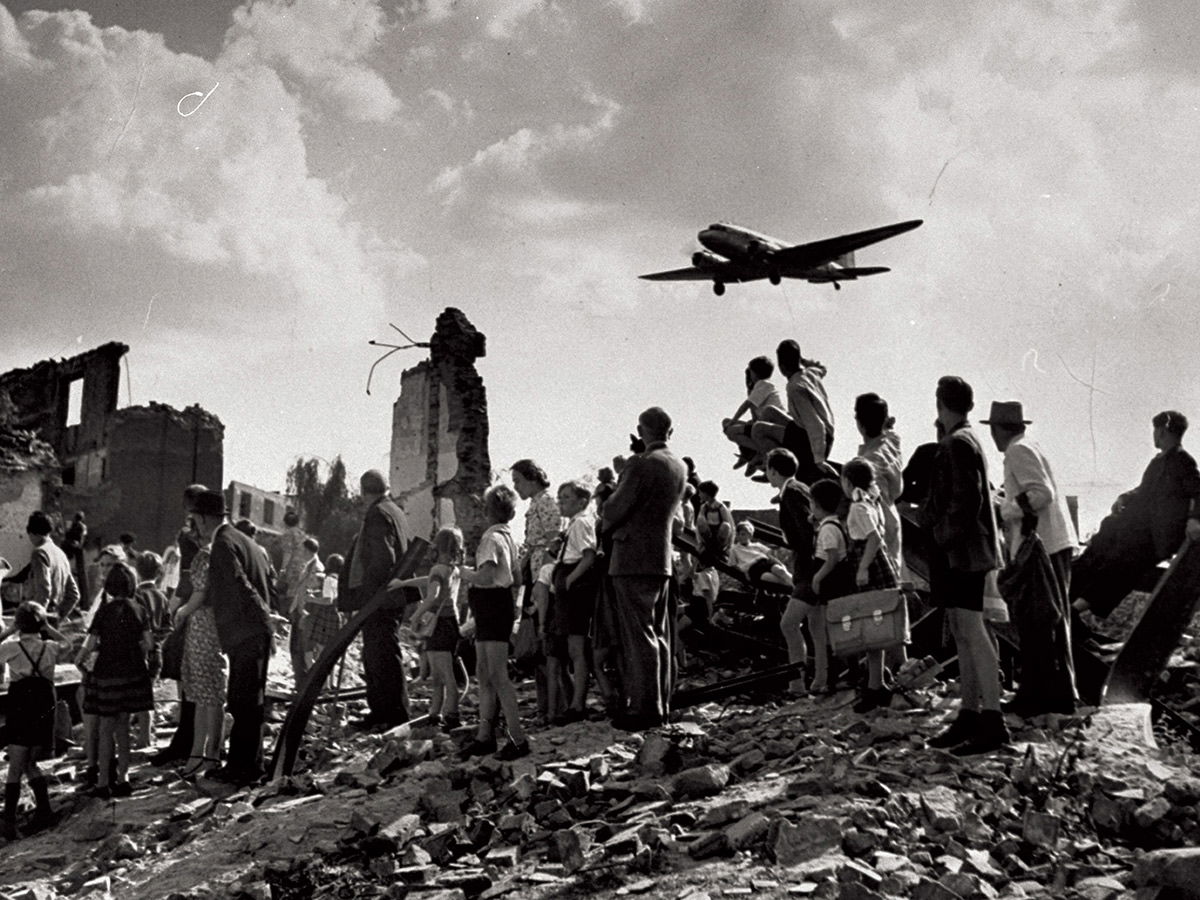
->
[[286, 455, 364, 557]]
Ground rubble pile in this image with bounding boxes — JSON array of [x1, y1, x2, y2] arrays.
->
[[3, 671, 1200, 899]]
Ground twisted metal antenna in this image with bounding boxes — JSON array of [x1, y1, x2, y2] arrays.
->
[[365, 323, 430, 395]]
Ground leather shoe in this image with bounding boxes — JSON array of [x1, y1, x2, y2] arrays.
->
[[458, 738, 497, 760], [206, 765, 263, 786], [612, 713, 665, 731], [951, 710, 1011, 756], [927, 710, 979, 749]]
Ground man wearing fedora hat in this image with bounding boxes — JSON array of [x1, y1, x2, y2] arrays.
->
[[190, 489, 274, 785], [983, 400, 1078, 717]]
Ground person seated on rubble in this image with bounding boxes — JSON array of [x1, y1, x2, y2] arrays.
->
[[728, 521, 793, 590], [1071, 410, 1200, 619], [693, 481, 734, 620], [723, 356, 785, 477]]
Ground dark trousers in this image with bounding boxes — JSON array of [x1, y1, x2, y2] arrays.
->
[[226, 634, 270, 774], [361, 607, 410, 723], [610, 575, 672, 722], [1013, 547, 1077, 713]]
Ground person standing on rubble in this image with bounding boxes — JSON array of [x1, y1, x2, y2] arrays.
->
[[600, 406, 687, 730], [923, 377, 1009, 755], [190, 490, 274, 785], [983, 400, 1078, 717], [340, 470, 414, 730]]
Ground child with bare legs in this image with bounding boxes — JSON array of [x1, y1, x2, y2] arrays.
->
[[459, 486, 530, 761]]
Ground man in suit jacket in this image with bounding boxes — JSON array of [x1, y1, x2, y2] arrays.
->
[[191, 490, 274, 784], [922, 377, 1007, 756], [600, 407, 687, 729], [341, 470, 414, 728]]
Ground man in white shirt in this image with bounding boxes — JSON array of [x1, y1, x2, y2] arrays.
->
[[983, 400, 1078, 717]]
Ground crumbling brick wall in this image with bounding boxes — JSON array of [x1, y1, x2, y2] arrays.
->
[[0, 342, 126, 460], [0, 345, 223, 556], [390, 308, 491, 550]]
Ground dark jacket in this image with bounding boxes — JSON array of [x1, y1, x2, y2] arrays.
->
[[1122, 445, 1200, 560], [207, 522, 274, 652], [777, 479, 815, 577], [923, 421, 998, 573], [601, 441, 687, 577], [340, 496, 413, 611]]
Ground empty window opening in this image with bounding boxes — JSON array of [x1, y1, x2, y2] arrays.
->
[[239, 492, 252, 519], [66, 378, 83, 428]]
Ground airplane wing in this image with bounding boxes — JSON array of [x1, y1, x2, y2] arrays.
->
[[639, 265, 766, 284], [772, 219, 922, 272], [638, 267, 716, 281]]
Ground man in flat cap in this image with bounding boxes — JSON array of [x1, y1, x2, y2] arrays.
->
[[984, 400, 1078, 717], [340, 470, 414, 729]]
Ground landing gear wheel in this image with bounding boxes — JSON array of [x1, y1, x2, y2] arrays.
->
[[833, 282, 841, 291], [769, 272, 781, 286], [713, 281, 725, 296]]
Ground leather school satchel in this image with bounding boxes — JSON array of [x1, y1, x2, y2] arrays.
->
[[825, 587, 910, 657]]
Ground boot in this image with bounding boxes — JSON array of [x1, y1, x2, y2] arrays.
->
[[27, 777, 54, 832], [927, 709, 980, 749], [952, 709, 1011, 756], [3, 782, 19, 842], [853, 687, 893, 714]]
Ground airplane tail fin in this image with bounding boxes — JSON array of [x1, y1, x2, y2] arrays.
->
[[836, 250, 855, 268]]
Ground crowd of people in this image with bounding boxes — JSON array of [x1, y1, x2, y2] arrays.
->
[[2, 337, 1200, 840]]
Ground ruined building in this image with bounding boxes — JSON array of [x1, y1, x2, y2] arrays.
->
[[390, 308, 492, 550], [0, 343, 223, 559]]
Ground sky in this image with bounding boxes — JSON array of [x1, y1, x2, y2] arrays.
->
[[1, 0, 1197, 536]]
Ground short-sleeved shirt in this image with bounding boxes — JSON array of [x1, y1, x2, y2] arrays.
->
[[846, 494, 886, 543], [748, 379, 784, 414], [477, 524, 517, 588], [0, 636, 70, 679], [321, 573, 339, 603], [815, 516, 846, 561], [561, 512, 597, 565]]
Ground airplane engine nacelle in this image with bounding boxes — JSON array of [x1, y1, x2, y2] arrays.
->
[[692, 250, 724, 270]]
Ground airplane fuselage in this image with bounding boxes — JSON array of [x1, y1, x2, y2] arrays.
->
[[698, 223, 784, 261], [639, 218, 922, 295]]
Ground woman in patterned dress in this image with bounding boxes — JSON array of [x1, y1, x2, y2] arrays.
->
[[173, 535, 228, 777]]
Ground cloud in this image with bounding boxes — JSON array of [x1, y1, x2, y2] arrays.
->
[[430, 90, 619, 207], [0, 4, 421, 323], [423, 87, 474, 122], [222, 0, 401, 122]]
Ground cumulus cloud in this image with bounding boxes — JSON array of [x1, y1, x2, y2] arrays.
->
[[430, 91, 619, 207], [0, 5, 420, 319], [222, 0, 401, 122]]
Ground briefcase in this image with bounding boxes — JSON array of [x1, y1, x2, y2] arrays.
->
[[825, 588, 909, 657]]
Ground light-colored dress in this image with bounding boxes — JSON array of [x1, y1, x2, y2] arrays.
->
[[180, 547, 228, 706]]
